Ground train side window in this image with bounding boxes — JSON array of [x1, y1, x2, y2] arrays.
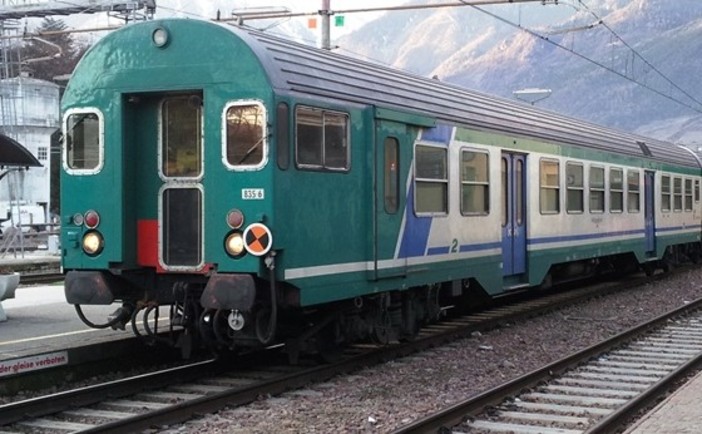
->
[[673, 177, 683, 211], [566, 162, 583, 214], [461, 150, 489, 215], [539, 159, 560, 214], [415, 144, 448, 214], [661, 175, 671, 211], [277, 103, 289, 170], [627, 170, 640, 213], [684, 178, 693, 211], [295, 106, 349, 171], [63, 109, 103, 173], [609, 168, 623, 213], [384, 137, 399, 214], [589, 166, 605, 213], [695, 179, 700, 203], [224, 101, 266, 169]]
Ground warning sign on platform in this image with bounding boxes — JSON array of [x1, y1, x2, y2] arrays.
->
[[0, 351, 68, 377]]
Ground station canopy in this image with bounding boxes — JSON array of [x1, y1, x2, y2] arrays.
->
[[0, 134, 42, 168]]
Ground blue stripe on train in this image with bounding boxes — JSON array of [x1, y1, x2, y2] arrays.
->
[[398, 182, 432, 258], [421, 123, 452, 144], [424, 225, 701, 257]]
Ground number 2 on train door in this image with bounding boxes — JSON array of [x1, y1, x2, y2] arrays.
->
[[501, 153, 527, 276]]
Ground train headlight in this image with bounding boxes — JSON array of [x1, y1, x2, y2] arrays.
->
[[82, 231, 104, 256], [225, 232, 245, 257]]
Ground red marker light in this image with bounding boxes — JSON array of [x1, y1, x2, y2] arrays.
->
[[227, 209, 244, 229], [84, 210, 100, 229]]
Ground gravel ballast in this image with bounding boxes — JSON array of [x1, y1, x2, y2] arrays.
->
[[163, 269, 702, 433]]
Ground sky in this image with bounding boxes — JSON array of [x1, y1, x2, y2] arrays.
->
[[40, 0, 407, 44], [156, 0, 406, 35]]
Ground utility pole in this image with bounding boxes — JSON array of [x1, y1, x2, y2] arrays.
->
[[320, 0, 332, 50]]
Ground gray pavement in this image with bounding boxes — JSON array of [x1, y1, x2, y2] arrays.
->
[[0, 284, 122, 360], [623, 369, 702, 433]]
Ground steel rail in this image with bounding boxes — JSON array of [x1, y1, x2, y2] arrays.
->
[[0, 271, 675, 432], [391, 295, 702, 434], [0, 359, 219, 426], [18, 273, 63, 285]]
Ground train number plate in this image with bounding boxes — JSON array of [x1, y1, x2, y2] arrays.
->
[[242, 188, 265, 200]]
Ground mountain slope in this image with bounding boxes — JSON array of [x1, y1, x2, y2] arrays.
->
[[337, 0, 702, 144]]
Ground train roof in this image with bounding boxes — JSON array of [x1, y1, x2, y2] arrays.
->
[[229, 22, 700, 169]]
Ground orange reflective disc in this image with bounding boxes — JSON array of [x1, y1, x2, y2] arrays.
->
[[243, 223, 272, 256]]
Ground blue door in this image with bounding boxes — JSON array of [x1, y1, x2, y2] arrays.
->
[[644, 171, 656, 253], [501, 153, 527, 276]]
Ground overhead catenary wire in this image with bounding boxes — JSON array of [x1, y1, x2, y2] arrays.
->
[[462, 1, 702, 115], [575, 0, 702, 111]]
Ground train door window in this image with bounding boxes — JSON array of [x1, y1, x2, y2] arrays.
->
[[589, 166, 605, 213], [415, 144, 448, 215], [539, 159, 560, 214], [609, 168, 623, 213], [516, 159, 524, 224], [63, 109, 103, 173], [695, 180, 700, 203], [277, 103, 290, 170], [627, 170, 640, 213], [684, 178, 693, 211], [295, 106, 349, 171], [566, 162, 583, 213], [161, 95, 202, 179], [223, 101, 266, 170], [501, 158, 508, 226], [384, 137, 399, 214], [673, 177, 683, 211], [461, 150, 489, 215], [661, 175, 671, 211]]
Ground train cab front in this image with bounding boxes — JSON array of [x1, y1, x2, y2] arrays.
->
[[60, 19, 283, 352]]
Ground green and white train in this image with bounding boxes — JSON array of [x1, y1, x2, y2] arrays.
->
[[61, 18, 702, 357]]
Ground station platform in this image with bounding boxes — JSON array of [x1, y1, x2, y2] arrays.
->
[[625, 369, 702, 434], [0, 283, 121, 362], [0, 281, 182, 395]]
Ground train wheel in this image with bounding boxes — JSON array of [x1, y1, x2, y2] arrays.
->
[[316, 320, 344, 363], [399, 295, 421, 342], [371, 310, 393, 345]]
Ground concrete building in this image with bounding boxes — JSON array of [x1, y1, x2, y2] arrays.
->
[[0, 75, 59, 220]]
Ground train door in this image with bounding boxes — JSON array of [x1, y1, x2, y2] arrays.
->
[[158, 93, 204, 270], [127, 91, 204, 271], [501, 153, 527, 276], [644, 171, 656, 254], [373, 120, 407, 279]]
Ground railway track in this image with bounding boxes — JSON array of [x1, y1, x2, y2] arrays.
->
[[18, 272, 63, 285], [393, 295, 702, 434], [0, 273, 667, 433]]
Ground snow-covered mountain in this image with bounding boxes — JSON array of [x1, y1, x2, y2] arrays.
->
[[334, 0, 702, 145], [63, 0, 702, 145]]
